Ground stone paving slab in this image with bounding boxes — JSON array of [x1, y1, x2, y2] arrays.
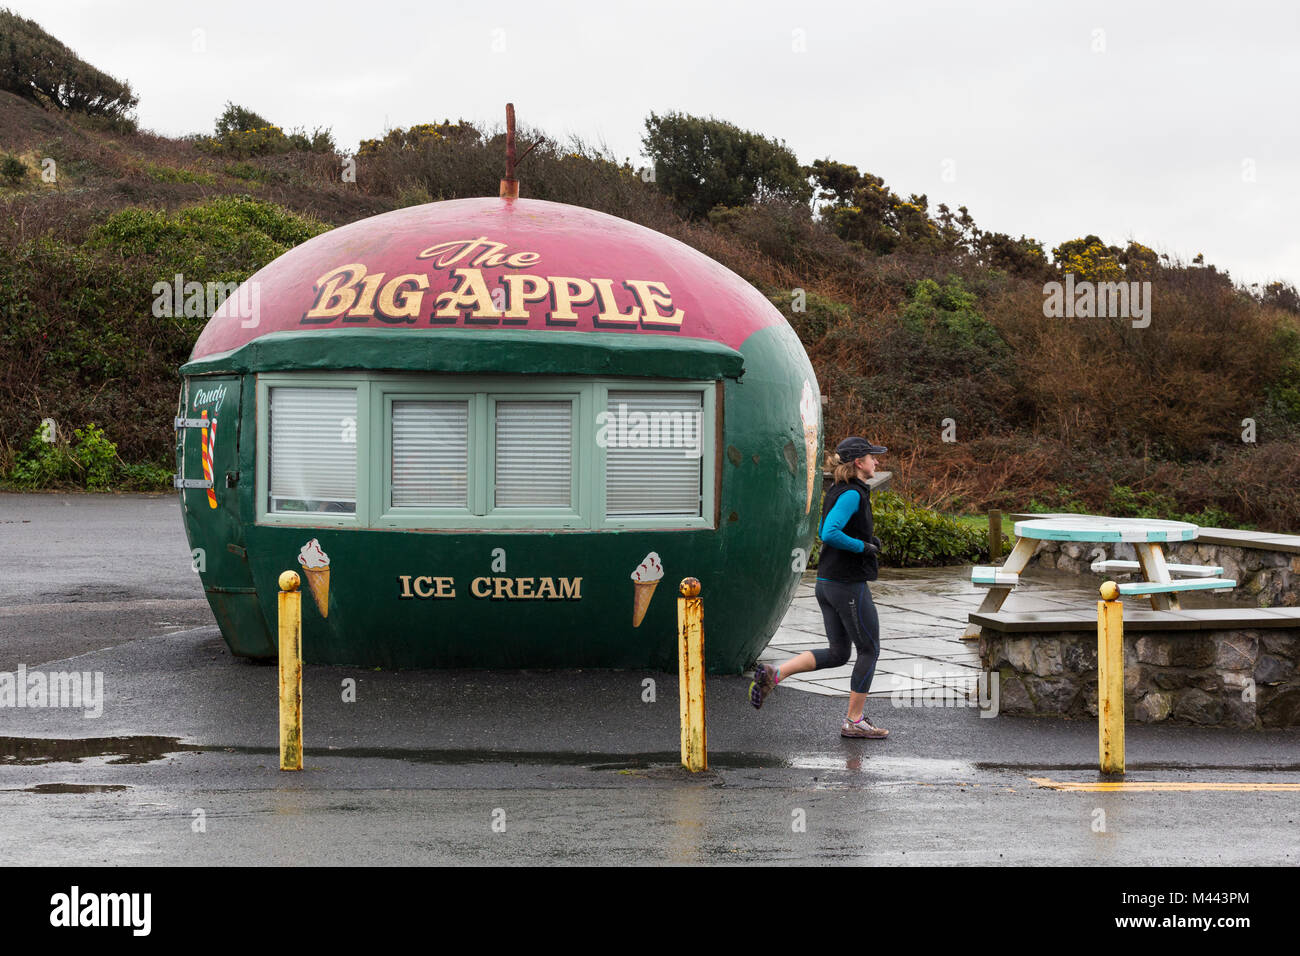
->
[[877, 599, 969, 613], [779, 603, 827, 627], [879, 659, 982, 679], [878, 607, 970, 625], [779, 679, 845, 696], [879, 632, 965, 650], [871, 610, 966, 630], [764, 631, 827, 647]]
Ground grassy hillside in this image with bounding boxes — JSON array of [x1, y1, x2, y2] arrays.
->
[[1, 23, 1298, 529]]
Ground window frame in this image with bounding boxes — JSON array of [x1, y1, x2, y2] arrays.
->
[[256, 373, 371, 529], [595, 381, 715, 531], [484, 389, 587, 529], [255, 372, 718, 531], [377, 387, 477, 525]]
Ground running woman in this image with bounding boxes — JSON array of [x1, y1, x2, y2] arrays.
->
[[748, 436, 889, 738]]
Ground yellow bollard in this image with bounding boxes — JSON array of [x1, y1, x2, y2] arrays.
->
[[1097, 581, 1124, 774], [677, 578, 707, 772], [278, 570, 303, 771]]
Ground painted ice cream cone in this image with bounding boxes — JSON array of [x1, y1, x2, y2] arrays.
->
[[630, 552, 664, 628], [632, 580, 660, 628], [297, 538, 331, 618], [800, 381, 819, 514], [303, 566, 330, 618]]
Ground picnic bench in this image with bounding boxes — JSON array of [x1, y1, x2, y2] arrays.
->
[[964, 516, 1236, 639]]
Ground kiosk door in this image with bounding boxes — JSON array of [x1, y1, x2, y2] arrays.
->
[[177, 377, 275, 657]]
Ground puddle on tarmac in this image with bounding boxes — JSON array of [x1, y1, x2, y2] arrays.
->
[[0, 736, 786, 770], [19, 737, 1218, 776], [790, 755, 978, 777], [332, 748, 786, 770], [0, 736, 186, 766], [5, 783, 131, 794]]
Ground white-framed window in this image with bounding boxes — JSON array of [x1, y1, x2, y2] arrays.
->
[[266, 385, 359, 516]]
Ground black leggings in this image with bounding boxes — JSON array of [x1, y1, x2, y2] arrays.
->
[[812, 578, 881, 694]]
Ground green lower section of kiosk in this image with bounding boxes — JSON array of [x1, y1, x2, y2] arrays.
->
[[180, 324, 817, 672], [206, 587, 275, 658], [231, 527, 794, 672]]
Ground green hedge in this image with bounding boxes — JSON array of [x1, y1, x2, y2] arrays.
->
[[809, 490, 1008, 568], [0, 196, 329, 471], [2, 423, 170, 492]]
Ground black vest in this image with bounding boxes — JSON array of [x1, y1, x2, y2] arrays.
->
[[817, 478, 877, 582]]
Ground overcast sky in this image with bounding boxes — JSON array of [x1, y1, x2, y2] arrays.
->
[[15, 0, 1299, 286]]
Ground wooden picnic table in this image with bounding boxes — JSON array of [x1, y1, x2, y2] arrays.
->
[[962, 515, 1230, 639]]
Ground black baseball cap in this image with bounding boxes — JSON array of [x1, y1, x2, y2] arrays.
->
[[836, 436, 887, 460]]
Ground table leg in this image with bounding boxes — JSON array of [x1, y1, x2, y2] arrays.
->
[[1134, 542, 1181, 611], [962, 536, 1040, 639]]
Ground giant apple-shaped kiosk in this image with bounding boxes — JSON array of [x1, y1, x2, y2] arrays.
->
[[178, 196, 822, 671]]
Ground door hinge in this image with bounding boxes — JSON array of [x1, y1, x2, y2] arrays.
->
[[174, 476, 213, 489]]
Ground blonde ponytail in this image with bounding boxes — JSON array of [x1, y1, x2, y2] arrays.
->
[[825, 450, 857, 485]]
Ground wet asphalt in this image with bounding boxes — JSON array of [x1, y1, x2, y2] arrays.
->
[[1, 492, 1298, 865]]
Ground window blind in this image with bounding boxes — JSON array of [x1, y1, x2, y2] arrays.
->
[[391, 400, 469, 508], [605, 391, 704, 517], [268, 387, 357, 512], [494, 400, 572, 508]]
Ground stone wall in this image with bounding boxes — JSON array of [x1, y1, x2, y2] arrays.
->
[[1029, 538, 1300, 608], [979, 627, 1300, 729]]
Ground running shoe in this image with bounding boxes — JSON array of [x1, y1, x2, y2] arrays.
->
[[748, 663, 778, 709], [841, 715, 888, 738]]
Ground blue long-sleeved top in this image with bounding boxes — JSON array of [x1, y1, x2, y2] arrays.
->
[[819, 489, 865, 553]]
